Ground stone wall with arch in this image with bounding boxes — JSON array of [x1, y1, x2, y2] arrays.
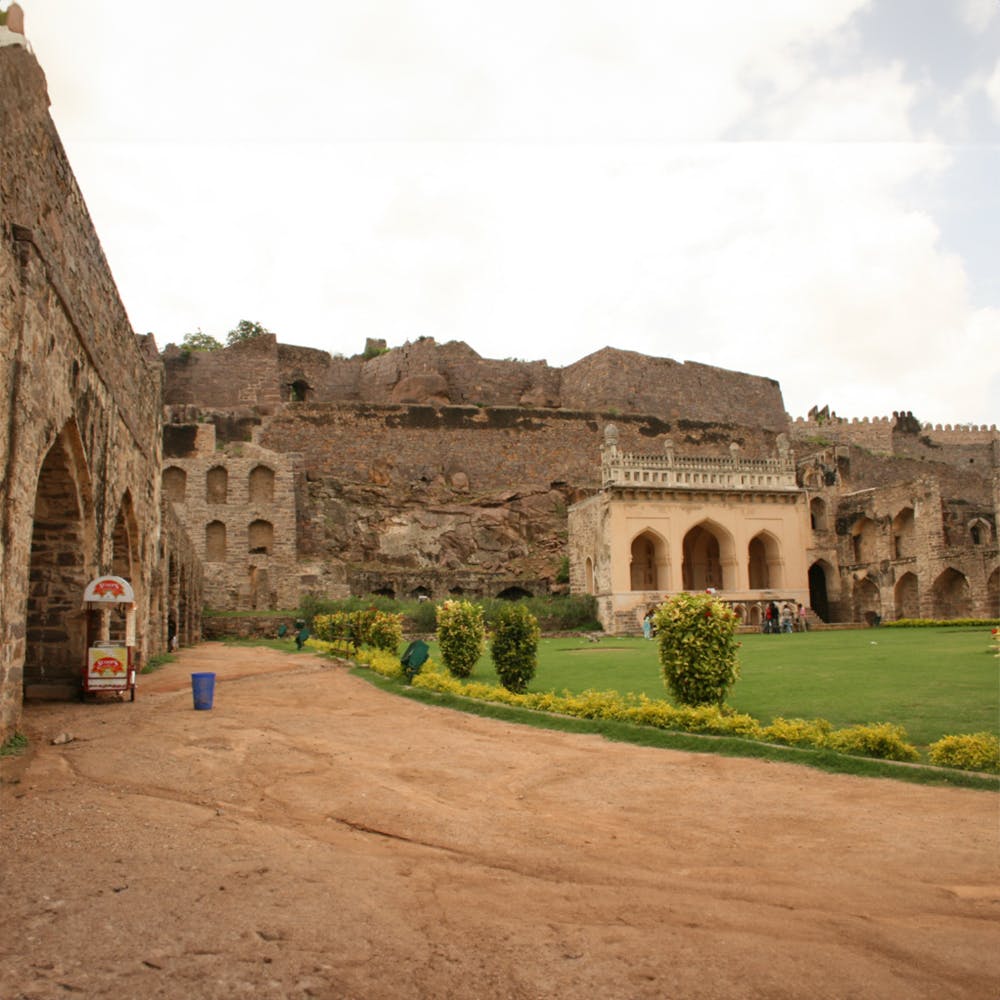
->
[[0, 42, 202, 740]]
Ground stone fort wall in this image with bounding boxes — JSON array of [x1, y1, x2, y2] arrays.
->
[[164, 335, 790, 431]]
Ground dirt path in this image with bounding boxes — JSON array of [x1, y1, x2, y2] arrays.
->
[[1, 644, 998, 1000]]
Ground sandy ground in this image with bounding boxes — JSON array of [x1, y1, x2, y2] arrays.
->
[[1, 643, 998, 1000]]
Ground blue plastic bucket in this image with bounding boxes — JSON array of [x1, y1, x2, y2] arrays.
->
[[191, 672, 216, 710]]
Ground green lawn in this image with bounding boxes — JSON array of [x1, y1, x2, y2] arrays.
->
[[425, 627, 999, 749]]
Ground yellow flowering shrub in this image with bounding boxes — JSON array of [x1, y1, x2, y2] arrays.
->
[[824, 722, 919, 762], [928, 733, 999, 773], [760, 717, 832, 748]]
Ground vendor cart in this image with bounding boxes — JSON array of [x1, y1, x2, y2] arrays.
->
[[82, 575, 137, 701]]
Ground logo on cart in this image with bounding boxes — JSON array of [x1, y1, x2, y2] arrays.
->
[[92, 579, 126, 598], [92, 656, 125, 675]]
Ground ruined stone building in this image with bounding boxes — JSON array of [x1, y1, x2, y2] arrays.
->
[[1, 19, 997, 742]]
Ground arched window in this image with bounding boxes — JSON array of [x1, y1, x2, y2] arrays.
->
[[248, 519, 273, 555], [968, 518, 992, 547], [249, 465, 275, 504], [585, 557, 595, 595], [892, 507, 915, 559], [162, 466, 187, 503], [810, 497, 828, 532], [205, 521, 227, 562], [206, 466, 228, 504]]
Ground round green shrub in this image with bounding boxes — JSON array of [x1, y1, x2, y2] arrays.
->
[[490, 603, 540, 693], [436, 600, 486, 678], [367, 611, 404, 653], [654, 592, 740, 707]]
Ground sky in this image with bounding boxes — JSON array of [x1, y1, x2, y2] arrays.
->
[[12, 0, 1000, 426]]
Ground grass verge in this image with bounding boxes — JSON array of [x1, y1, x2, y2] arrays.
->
[[354, 668, 998, 791]]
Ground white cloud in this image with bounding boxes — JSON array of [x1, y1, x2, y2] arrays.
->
[[987, 61, 1000, 122], [959, 0, 999, 33], [20, 1, 1000, 426]]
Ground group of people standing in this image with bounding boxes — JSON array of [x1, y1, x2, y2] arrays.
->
[[763, 601, 808, 634]]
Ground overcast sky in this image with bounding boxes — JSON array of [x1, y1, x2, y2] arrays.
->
[[15, 0, 1000, 426]]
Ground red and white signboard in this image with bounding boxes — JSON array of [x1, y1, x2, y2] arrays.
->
[[83, 576, 135, 604], [87, 645, 129, 689]]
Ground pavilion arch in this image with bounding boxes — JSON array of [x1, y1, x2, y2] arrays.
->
[[249, 465, 275, 504], [682, 520, 736, 591], [206, 466, 228, 504], [630, 529, 669, 591], [748, 530, 784, 590], [892, 507, 915, 559], [850, 516, 878, 564], [25, 422, 97, 688], [810, 497, 828, 531], [162, 466, 187, 503], [808, 560, 834, 622], [931, 568, 971, 618], [894, 572, 919, 620], [852, 576, 881, 625]]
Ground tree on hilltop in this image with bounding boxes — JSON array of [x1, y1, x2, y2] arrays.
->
[[180, 329, 223, 353], [226, 319, 273, 346]]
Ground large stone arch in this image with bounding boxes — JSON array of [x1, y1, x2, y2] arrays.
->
[[748, 530, 784, 589], [682, 520, 736, 591], [630, 529, 668, 591], [894, 571, 919, 620], [931, 568, 971, 619], [25, 424, 97, 691]]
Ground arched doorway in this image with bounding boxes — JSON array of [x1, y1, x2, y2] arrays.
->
[[931, 568, 971, 619], [894, 572, 919, 620], [25, 428, 95, 688], [630, 531, 667, 591], [808, 561, 831, 622], [682, 521, 734, 590]]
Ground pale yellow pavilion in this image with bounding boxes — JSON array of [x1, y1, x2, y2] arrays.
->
[[569, 425, 812, 634]]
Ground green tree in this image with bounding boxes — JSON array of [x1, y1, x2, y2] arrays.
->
[[436, 600, 486, 678], [226, 319, 273, 347], [180, 329, 222, 354], [490, 603, 540, 693], [655, 592, 740, 707]]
